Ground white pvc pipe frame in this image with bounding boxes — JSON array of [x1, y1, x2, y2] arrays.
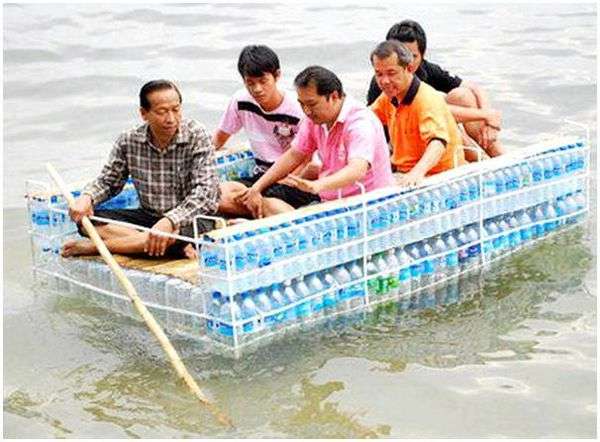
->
[[26, 132, 592, 352]]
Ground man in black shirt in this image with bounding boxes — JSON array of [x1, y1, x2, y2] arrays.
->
[[367, 20, 506, 161]]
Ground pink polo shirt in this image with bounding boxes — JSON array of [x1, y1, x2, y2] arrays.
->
[[218, 88, 304, 163], [294, 96, 395, 201]]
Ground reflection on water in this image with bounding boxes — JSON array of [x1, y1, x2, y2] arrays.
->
[[3, 2, 596, 438]]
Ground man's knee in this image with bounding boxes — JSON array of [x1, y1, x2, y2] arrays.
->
[[218, 181, 248, 213], [262, 197, 294, 217], [446, 86, 477, 108]]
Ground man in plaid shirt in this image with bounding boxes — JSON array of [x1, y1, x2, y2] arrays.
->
[[63, 80, 220, 259]]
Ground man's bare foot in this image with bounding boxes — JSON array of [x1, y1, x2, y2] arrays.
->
[[227, 218, 250, 226], [182, 243, 197, 259], [61, 239, 97, 257]]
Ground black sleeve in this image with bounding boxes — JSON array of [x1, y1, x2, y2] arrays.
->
[[366, 75, 382, 106], [425, 61, 462, 94]]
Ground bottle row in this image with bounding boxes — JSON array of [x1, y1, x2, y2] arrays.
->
[[29, 178, 141, 241], [47, 188, 586, 348], [199, 173, 586, 294], [204, 193, 586, 344], [215, 150, 256, 182]]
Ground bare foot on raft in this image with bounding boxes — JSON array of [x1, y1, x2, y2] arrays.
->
[[61, 239, 96, 257], [182, 243, 197, 260]]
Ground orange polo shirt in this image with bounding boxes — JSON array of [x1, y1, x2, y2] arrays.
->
[[370, 76, 465, 174]]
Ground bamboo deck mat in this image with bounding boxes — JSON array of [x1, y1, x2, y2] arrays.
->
[[81, 254, 200, 284]]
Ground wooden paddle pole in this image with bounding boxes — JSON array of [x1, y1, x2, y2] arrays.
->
[[46, 164, 233, 429]]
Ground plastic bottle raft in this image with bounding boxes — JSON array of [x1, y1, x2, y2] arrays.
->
[[26, 138, 590, 355]]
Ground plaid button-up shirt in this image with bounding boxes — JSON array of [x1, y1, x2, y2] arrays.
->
[[83, 119, 220, 228]]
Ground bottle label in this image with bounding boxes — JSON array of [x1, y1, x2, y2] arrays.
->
[[296, 301, 311, 318], [410, 263, 422, 277], [446, 252, 459, 266], [399, 267, 411, 281], [273, 242, 284, 260], [234, 254, 245, 271], [219, 324, 234, 337]]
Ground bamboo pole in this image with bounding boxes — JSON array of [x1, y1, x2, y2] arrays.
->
[[46, 164, 233, 429]]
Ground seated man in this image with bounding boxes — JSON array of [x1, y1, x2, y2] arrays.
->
[[214, 44, 319, 219], [367, 20, 505, 161], [370, 40, 466, 187], [62, 80, 220, 259], [237, 66, 395, 217]]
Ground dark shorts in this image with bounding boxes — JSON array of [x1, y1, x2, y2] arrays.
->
[[79, 208, 215, 259], [235, 159, 321, 209]]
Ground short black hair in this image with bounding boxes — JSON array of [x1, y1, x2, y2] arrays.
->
[[370, 40, 413, 68], [294, 65, 344, 97], [237, 45, 280, 78], [385, 19, 427, 56], [139, 80, 182, 110]]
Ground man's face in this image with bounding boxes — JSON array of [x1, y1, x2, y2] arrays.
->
[[140, 88, 182, 140], [402, 40, 423, 71], [243, 71, 280, 108], [296, 83, 338, 125], [372, 53, 412, 100]]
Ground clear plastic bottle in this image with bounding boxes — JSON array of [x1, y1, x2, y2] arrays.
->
[[253, 287, 272, 330], [218, 295, 241, 339], [306, 272, 325, 319], [293, 278, 312, 322], [206, 292, 222, 335], [240, 291, 262, 336]]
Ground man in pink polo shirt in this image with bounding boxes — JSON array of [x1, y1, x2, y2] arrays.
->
[[237, 65, 395, 218]]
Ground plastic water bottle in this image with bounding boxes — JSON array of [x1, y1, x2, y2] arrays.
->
[[280, 280, 298, 324], [464, 225, 481, 268], [270, 227, 285, 265], [494, 218, 509, 253], [407, 195, 421, 221], [552, 155, 564, 178], [295, 219, 309, 254], [293, 278, 312, 322], [397, 198, 409, 224], [428, 237, 444, 281], [444, 233, 460, 276], [493, 170, 506, 195], [466, 177, 479, 201], [321, 215, 336, 249], [541, 157, 554, 181], [218, 295, 241, 339], [482, 172, 496, 197], [344, 260, 361, 281], [200, 239, 222, 276], [231, 242, 247, 274], [266, 283, 286, 328], [334, 210, 348, 245], [253, 288, 273, 329], [457, 180, 470, 207], [543, 204, 558, 233], [453, 229, 469, 272], [516, 211, 534, 243], [405, 244, 422, 291], [255, 228, 273, 272], [505, 215, 520, 250], [320, 272, 338, 313], [395, 248, 412, 296], [306, 272, 325, 318], [240, 291, 261, 335], [529, 159, 543, 184], [483, 220, 499, 259]]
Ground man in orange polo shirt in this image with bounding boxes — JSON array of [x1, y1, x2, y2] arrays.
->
[[369, 39, 465, 187]]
